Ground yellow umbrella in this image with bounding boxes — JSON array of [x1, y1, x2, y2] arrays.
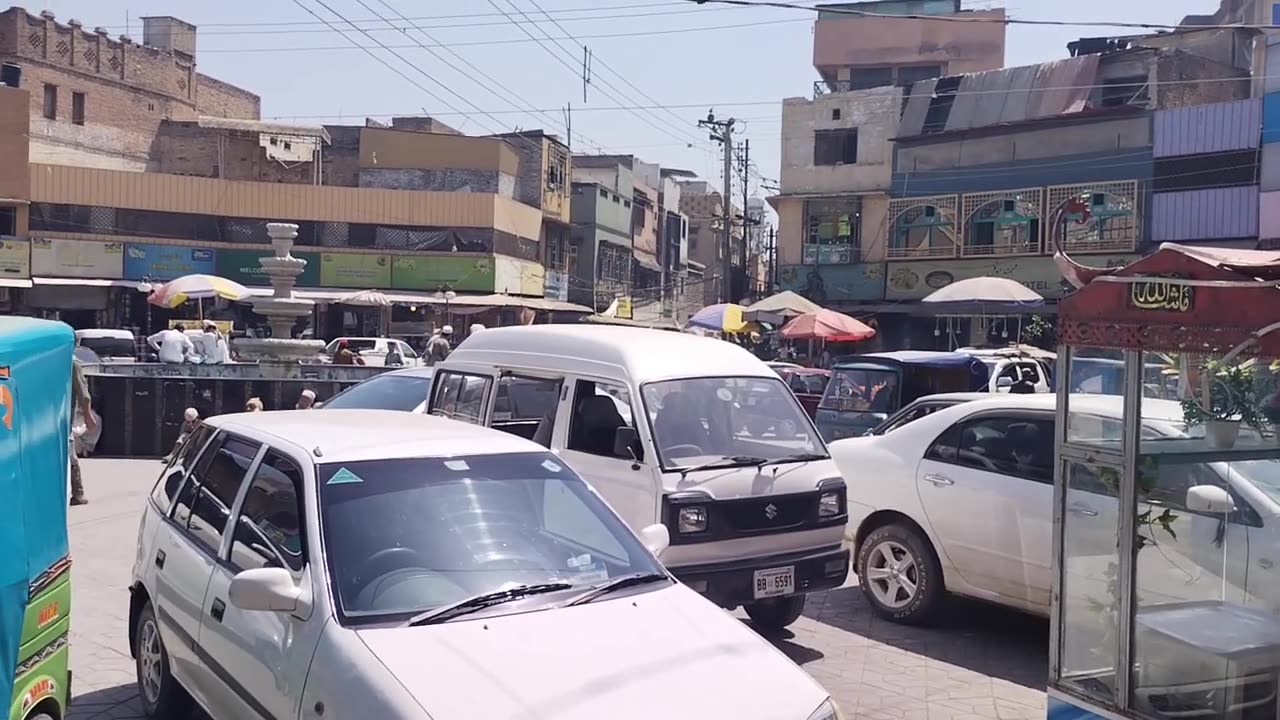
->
[[148, 274, 251, 309]]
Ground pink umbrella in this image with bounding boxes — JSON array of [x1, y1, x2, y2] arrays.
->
[[781, 309, 876, 342]]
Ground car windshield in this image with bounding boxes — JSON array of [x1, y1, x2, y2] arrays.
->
[[325, 338, 378, 354], [820, 366, 900, 414], [322, 373, 433, 412], [1231, 459, 1280, 506], [640, 376, 824, 469], [80, 336, 135, 358], [317, 452, 665, 624]]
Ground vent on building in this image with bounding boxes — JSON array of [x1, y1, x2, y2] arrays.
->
[[831, 108, 841, 121]]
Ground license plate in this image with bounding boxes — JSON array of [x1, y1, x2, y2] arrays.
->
[[753, 566, 795, 599]]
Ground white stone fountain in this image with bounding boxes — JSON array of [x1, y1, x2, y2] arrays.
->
[[233, 222, 325, 376]]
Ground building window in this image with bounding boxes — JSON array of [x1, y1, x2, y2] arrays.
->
[[898, 65, 944, 88], [42, 84, 57, 120], [71, 91, 85, 125], [1099, 76, 1149, 108], [814, 129, 858, 166], [964, 194, 1042, 257], [599, 188, 608, 199], [831, 108, 841, 121], [804, 198, 861, 265], [547, 159, 566, 189], [849, 66, 894, 90], [0, 207, 15, 236]]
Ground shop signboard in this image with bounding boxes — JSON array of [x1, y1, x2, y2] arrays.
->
[[0, 238, 30, 280], [779, 263, 885, 304], [216, 248, 322, 287], [124, 243, 217, 281], [615, 296, 633, 320], [883, 254, 1136, 301], [320, 252, 391, 289], [30, 237, 124, 279], [390, 254, 495, 293], [544, 270, 570, 301], [494, 256, 545, 297]]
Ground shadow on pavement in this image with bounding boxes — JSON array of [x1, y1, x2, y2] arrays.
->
[[67, 684, 211, 720], [803, 585, 1049, 690], [742, 622, 827, 666]]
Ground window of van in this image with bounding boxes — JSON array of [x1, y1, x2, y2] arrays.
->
[[430, 371, 492, 424], [494, 375, 562, 446], [567, 380, 639, 460]]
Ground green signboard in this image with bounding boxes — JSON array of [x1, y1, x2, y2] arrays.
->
[[884, 254, 1136, 301], [320, 252, 391, 289], [779, 263, 885, 304], [391, 255, 496, 293], [216, 248, 321, 287]]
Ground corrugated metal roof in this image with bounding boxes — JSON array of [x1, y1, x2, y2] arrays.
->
[[1151, 186, 1259, 242], [1154, 98, 1262, 158], [898, 78, 937, 137], [196, 117, 332, 143]]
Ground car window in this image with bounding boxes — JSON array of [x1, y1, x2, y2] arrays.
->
[[429, 371, 492, 424], [323, 373, 433, 412], [151, 424, 213, 515], [182, 435, 261, 555], [877, 401, 950, 435], [568, 379, 639, 461], [399, 341, 418, 359], [927, 415, 1054, 483], [229, 451, 306, 573], [493, 375, 562, 448]]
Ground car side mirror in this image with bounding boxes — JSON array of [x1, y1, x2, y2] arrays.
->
[[640, 523, 670, 558], [1186, 485, 1236, 515], [229, 567, 302, 613], [613, 426, 641, 461], [997, 377, 1014, 389]]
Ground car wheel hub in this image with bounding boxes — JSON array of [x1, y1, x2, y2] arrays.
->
[[865, 540, 919, 610], [139, 619, 163, 703]]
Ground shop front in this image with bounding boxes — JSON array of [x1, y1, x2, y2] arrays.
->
[[25, 237, 132, 329], [1049, 245, 1280, 720]]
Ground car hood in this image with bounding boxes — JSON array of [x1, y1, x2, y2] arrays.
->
[[354, 584, 826, 720]]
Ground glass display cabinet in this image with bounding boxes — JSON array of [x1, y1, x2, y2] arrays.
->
[[1050, 245, 1280, 720]]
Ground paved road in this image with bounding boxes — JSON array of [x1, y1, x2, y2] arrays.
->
[[66, 459, 1048, 720]]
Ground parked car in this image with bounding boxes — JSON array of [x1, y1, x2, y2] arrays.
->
[[319, 367, 435, 412], [128, 410, 840, 720], [431, 325, 850, 629], [775, 367, 831, 420], [866, 392, 990, 436], [322, 337, 423, 367], [831, 393, 1280, 626], [956, 346, 1053, 393], [75, 328, 138, 363], [817, 352, 990, 441]]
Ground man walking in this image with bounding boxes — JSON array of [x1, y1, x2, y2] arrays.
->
[[70, 354, 96, 506], [427, 325, 453, 366]]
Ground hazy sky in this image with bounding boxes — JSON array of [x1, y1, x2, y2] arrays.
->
[[40, 0, 1210, 200]]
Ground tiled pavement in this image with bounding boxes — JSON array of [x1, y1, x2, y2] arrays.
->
[[64, 459, 1048, 720]]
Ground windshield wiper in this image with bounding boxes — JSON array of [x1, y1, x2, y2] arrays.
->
[[565, 572, 669, 606], [405, 582, 573, 626], [678, 455, 768, 480], [760, 452, 830, 469]]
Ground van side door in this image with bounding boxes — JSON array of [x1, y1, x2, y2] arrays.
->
[[427, 368, 496, 425]]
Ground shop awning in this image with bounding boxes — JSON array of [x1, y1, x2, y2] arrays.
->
[[31, 277, 138, 288], [0, 277, 32, 288]]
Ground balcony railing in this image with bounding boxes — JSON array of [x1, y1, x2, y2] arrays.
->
[[886, 244, 956, 260], [959, 240, 1042, 258], [1058, 237, 1137, 254]]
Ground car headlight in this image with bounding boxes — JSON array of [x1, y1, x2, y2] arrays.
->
[[677, 506, 707, 534], [818, 491, 841, 517], [807, 698, 843, 720]]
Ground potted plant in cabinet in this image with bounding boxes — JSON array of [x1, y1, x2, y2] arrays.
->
[[1181, 360, 1265, 449]]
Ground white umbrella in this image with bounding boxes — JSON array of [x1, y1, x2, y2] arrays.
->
[[744, 290, 822, 323], [339, 289, 391, 307], [922, 276, 1044, 307]]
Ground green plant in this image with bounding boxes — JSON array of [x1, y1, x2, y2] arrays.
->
[[1181, 360, 1265, 429]]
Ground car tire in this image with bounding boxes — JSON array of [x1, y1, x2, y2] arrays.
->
[[134, 602, 193, 719], [857, 523, 944, 624], [744, 594, 806, 631]]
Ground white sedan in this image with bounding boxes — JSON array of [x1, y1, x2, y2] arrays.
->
[[832, 393, 1280, 624]]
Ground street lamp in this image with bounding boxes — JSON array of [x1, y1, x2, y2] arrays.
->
[[435, 287, 456, 327]]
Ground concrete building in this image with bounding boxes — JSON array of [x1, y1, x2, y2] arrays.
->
[[571, 156, 635, 312], [0, 8, 258, 170], [678, 180, 745, 305], [487, 130, 572, 302]]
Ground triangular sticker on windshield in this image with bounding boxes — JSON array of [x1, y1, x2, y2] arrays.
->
[[327, 467, 364, 485]]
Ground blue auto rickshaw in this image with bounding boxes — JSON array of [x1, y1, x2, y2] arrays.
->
[[815, 351, 990, 441], [1, 318, 73, 720]]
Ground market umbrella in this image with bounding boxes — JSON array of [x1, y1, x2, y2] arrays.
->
[[921, 276, 1044, 308], [148, 274, 251, 309], [339, 289, 391, 307], [744, 291, 822, 323], [780, 309, 876, 342], [687, 303, 749, 333]]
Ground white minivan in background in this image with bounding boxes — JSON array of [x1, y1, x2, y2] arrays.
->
[[430, 325, 850, 629]]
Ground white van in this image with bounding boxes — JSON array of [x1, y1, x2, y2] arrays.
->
[[430, 325, 850, 629]]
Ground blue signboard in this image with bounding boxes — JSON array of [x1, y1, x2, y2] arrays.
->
[[124, 243, 216, 281]]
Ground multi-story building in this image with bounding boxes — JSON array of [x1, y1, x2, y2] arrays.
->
[[487, 130, 573, 301], [571, 156, 635, 312], [0, 6, 584, 332], [678, 180, 743, 304]]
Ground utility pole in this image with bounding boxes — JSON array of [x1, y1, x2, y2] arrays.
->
[[740, 138, 752, 300], [699, 111, 736, 304]]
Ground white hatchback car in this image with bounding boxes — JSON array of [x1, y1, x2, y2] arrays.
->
[[129, 409, 839, 720]]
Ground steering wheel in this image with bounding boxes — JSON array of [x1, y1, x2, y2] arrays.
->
[[357, 547, 428, 588], [665, 444, 706, 458]]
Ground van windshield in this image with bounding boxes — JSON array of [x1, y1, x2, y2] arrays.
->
[[640, 376, 825, 470]]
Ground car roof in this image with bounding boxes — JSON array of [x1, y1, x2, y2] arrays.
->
[[924, 392, 1184, 422], [835, 351, 977, 369], [206, 409, 543, 464], [75, 328, 134, 339], [447, 324, 774, 382], [910, 392, 993, 404], [779, 367, 830, 376]]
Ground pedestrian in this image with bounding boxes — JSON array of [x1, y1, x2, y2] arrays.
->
[[148, 324, 194, 364], [296, 389, 316, 410], [385, 342, 404, 367], [245, 397, 264, 412], [70, 353, 96, 506], [162, 408, 202, 463], [331, 339, 364, 366], [427, 325, 453, 366]]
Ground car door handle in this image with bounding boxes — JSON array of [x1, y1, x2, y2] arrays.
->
[[210, 598, 226, 623], [1260, 558, 1274, 570], [154, 550, 166, 570], [1068, 504, 1099, 517], [923, 474, 954, 487]]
